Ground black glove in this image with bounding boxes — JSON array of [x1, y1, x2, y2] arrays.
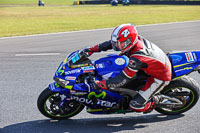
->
[[80, 48, 93, 58], [91, 82, 101, 90]]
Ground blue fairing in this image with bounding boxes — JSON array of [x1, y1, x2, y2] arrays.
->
[[48, 49, 200, 115], [95, 54, 129, 80], [169, 51, 200, 78], [49, 82, 70, 94], [49, 52, 125, 112]]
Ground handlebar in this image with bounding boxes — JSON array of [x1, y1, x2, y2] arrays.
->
[[67, 49, 88, 67]]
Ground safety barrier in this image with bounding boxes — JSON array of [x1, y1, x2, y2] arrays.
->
[[79, 0, 200, 5]]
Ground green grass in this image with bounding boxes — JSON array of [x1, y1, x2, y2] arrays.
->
[[0, 5, 200, 37], [0, 0, 75, 5]]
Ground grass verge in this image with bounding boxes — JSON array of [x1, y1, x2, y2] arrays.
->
[[0, 5, 200, 37]]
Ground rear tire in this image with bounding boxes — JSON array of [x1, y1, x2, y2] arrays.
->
[[37, 87, 84, 120], [155, 76, 199, 115]]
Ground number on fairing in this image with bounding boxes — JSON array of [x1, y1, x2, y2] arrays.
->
[[121, 29, 130, 38]]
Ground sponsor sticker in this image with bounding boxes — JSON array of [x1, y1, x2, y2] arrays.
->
[[175, 67, 193, 72], [72, 53, 80, 63], [65, 76, 76, 80], [70, 90, 76, 93], [71, 63, 89, 68], [96, 63, 104, 68], [115, 58, 125, 65], [81, 66, 95, 70], [65, 69, 81, 75], [70, 96, 116, 107], [83, 70, 94, 73], [185, 52, 195, 62]]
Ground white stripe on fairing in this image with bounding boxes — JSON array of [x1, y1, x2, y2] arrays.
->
[[0, 20, 200, 40], [15, 53, 61, 56]]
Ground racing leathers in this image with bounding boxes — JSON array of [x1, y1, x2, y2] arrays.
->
[[86, 36, 172, 112]]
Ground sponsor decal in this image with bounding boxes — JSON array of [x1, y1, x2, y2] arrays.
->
[[50, 83, 56, 90], [66, 98, 71, 101], [107, 79, 127, 88], [88, 91, 107, 99], [49, 83, 60, 90], [57, 66, 64, 75], [71, 63, 90, 68], [83, 70, 94, 73], [121, 29, 130, 38], [72, 53, 80, 63], [128, 60, 136, 68], [55, 83, 60, 87], [185, 52, 195, 62], [65, 69, 81, 75], [193, 52, 197, 61], [175, 67, 193, 72], [70, 96, 116, 107], [70, 90, 87, 95], [81, 66, 95, 71], [70, 90, 76, 93], [115, 58, 125, 65], [65, 76, 76, 80], [96, 63, 104, 69]]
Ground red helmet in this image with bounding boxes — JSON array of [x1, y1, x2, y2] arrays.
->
[[111, 24, 138, 53]]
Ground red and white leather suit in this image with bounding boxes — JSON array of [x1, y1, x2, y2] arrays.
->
[[87, 35, 172, 112]]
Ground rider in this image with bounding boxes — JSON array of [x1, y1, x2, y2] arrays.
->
[[82, 23, 172, 113]]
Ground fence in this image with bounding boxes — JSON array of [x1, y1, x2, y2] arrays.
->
[[78, 0, 200, 5]]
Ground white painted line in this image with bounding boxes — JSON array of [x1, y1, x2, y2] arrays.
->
[[15, 53, 61, 56], [0, 28, 113, 40], [1, 20, 200, 40], [136, 20, 200, 27], [15, 51, 114, 57]]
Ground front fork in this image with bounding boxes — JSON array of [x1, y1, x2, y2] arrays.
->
[[48, 82, 72, 108]]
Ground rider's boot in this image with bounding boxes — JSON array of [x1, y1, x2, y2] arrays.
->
[[129, 93, 159, 113], [129, 78, 169, 113]]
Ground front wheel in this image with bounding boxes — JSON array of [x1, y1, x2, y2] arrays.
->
[[37, 87, 84, 120], [155, 76, 200, 115]]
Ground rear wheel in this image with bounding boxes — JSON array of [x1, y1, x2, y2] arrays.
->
[[37, 88, 84, 120], [155, 76, 199, 115]]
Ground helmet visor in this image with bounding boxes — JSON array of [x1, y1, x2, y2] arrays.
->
[[112, 38, 132, 51], [111, 40, 120, 51]]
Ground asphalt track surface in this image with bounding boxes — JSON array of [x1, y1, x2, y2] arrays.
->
[[0, 21, 200, 133]]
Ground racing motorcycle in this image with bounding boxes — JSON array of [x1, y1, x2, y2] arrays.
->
[[37, 49, 200, 120]]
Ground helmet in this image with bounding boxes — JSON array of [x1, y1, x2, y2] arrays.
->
[[111, 24, 138, 53]]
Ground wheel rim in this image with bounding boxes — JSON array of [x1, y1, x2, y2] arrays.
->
[[44, 93, 82, 118], [159, 87, 195, 113]]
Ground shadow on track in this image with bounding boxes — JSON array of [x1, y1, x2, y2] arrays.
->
[[1, 114, 184, 133]]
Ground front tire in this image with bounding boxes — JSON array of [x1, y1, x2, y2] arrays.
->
[[37, 87, 84, 120], [155, 76, 200, 115]]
